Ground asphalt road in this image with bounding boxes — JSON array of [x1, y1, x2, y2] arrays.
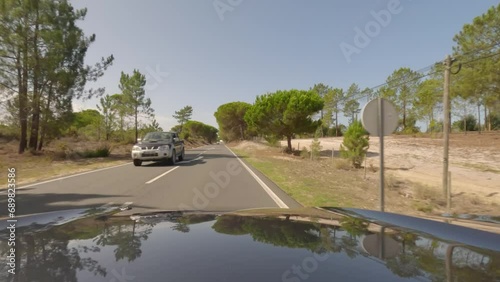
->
[[0, 144, 301, 217]]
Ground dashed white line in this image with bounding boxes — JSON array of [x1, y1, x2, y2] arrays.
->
[[145, 166, 179, 184], [177, 156, 204, 164]]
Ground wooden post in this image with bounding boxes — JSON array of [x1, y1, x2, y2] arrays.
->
[[364, 157, 367, 179], [447, 171, 452, 211]]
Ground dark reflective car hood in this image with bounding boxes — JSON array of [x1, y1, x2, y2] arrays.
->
[[1, 207, 499, 282]]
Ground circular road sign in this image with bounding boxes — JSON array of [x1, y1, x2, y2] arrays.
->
[[361, 98, 398, 136]]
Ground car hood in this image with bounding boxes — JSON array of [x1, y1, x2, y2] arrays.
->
[[1, 207, 499, 282]]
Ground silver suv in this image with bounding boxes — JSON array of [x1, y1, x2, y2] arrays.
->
[[131, 132, 185, 166]]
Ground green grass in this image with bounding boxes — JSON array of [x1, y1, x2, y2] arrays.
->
[[232, 148, 352, 208]]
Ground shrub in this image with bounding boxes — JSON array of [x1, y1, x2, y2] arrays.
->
[[300, 146, 309, 159], [428, 119, 443, 133], [54, 142, 73, 159], [0, 124, 19, 141], [264, 135, 281, 147], [78, 144, 111, 158], [452, 114, 477, 132], [180, 131, 190, 140], [327, 125, 345, 137], [310, 137, 322, 160], [340, 121, 369, 168], [401, 126, 420, 134], [334, 158, 351, 170]]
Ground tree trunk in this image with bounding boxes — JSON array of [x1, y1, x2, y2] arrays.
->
[[29, 2, 41, 150], [335, 110, 338, 137], [134, 106, 138, 142], [97, 119, 101, 141], [402, 101, 407, 129], [18, 37, 29, 154], [286, 135, 292, 152], [488, 107, 491, 131], [38, 85, 53, 151], [477, 103, 481, 134], [484, 105, 488, 131]]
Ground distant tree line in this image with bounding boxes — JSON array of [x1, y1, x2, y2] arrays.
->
[[214, 4, 500, 147], [171, 105, 219, 144]]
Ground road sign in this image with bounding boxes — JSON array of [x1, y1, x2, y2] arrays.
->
[[361, 98, 398, 136], [360, 98, 398, 212]]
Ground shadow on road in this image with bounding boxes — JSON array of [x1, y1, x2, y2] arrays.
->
[[137, 152, 248, 168], [0, 188, 154, 217]]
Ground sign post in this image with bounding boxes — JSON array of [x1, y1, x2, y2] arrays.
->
[[361, 98, 398, 212]]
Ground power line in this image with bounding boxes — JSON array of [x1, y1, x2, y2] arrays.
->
[[453, 41, 500, 60], [459, 50, 500, 66], [351, 47, 500, 103]]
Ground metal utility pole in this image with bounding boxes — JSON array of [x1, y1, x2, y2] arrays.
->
[[442, 55, 452, 197], [378, 98, 385, 212]]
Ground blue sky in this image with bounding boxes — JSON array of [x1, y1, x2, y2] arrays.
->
[[70, 0, 498, 131]]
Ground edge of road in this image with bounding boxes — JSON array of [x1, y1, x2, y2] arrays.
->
[[0, 145, 211, 191], [224, 145, 302, 209]]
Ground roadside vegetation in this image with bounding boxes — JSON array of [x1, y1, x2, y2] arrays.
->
[[215, 5, 500, 144], [0, 0, 218, 184], [230, 140, 499, 217], [215, 4, 500, 216]]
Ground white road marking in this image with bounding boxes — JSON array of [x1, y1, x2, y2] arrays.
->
[[145, 166, 179, 184], [177, 156, 204, 164], [225, 145, 289, 209], [0, 162, 132, 191]]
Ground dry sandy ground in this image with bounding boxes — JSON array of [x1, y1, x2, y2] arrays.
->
[[281, 133, 500, 206]]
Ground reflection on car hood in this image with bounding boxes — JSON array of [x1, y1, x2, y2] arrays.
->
[[1, 207, 499, 282]]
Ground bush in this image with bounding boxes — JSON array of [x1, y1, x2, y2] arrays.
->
[[0, 124, 19, 141], [310, 137, 322, 160], [488, 113, 500, 130], [78, 144, 111, 158], [340, 121, 369, 168], [180, 131, 190, 140], [334, 158, 351, 170], [264, 135, 281, 147], [401, 126, 420, 134], [327, 125, 345, 137], [54, 142, 73, 159], [427, 119, 443, 133], [300, 146, 309, 159], [453, 114, 477, 132]]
